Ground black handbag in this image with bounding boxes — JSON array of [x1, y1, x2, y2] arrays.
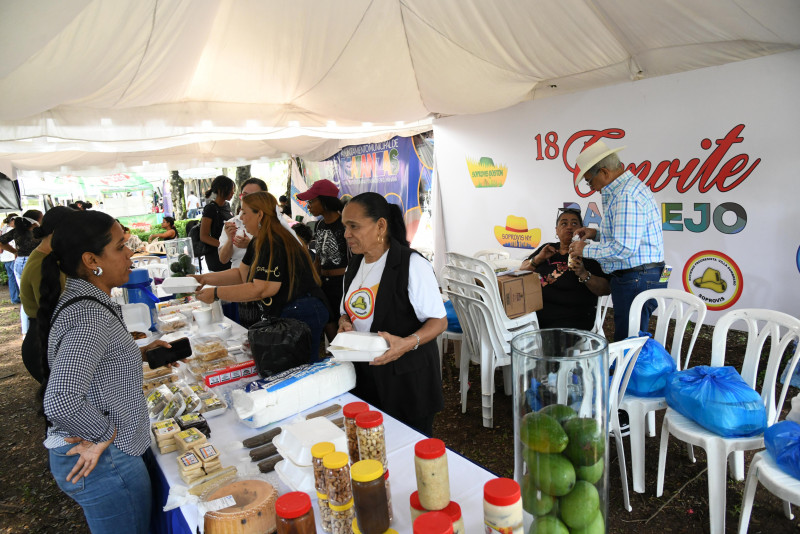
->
[[247, 315, 311, 378]]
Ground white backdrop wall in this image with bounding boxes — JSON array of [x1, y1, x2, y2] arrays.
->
[[434, 50, 800, 324]]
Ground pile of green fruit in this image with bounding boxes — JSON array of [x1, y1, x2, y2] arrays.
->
[[520, 404, 605, 534], [170, 254, 196, 276]]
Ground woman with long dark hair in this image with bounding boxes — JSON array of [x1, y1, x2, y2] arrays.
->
[[0, 209, 43, 335], [297, 179, 348, 343], [338, 192, 446, 435], [200, 175, 234, 271], [193, 192, 328, 361], [38, 211, 170, 533], [19, 206, 74, 382]]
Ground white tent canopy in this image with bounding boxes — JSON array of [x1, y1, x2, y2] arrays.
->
[[1, 0, 798, 173]]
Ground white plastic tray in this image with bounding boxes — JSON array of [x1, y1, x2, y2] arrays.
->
[[274, 458, 315, 493], [161, 277, 200, 294], [330, 331, 388, 351], [272, 417, 347, 467]]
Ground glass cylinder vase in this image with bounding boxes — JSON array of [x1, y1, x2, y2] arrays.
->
[[511, 329, 609, 534]]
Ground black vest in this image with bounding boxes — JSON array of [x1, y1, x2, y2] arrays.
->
[[343, 239, 444, 425]]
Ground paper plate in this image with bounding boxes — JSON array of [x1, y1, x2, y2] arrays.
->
[[161, 277, 199, 294]]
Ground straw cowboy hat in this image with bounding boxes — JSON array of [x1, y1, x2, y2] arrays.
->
[[574, 141, 626, 186], [494, 215, 541, 249]]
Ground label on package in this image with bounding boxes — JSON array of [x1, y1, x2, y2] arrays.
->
[[245, 360, 345, 394]]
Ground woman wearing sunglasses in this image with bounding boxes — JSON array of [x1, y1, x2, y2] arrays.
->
[[520, 208, 610, 330]]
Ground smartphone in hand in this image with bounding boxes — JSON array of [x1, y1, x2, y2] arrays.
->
[[145, 337, 192, 369]]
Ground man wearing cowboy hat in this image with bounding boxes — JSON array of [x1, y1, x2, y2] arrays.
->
[[568, 141, 666, 341]]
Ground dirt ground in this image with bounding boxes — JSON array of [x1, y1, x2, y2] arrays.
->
[[0, 282, 797, 533]]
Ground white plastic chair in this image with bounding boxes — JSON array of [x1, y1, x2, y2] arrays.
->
[[607, 336, 649, 512], [738, 445, 800, 533], [132, 255, 161, 268], [656, 308, 800, 534], [619, 288, 707, 493], [445, 259, 539, 334], [146, 241, 168, 254], [445, 280, 516, 428], [591, 294, 611, 335], [442, 289, 481, 414], [473, 249, 510, 261]]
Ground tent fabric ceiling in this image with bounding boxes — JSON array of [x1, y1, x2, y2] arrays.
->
[[0, 0, 798, 173]]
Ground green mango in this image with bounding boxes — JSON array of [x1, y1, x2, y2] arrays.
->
[[538, 404, 578, 426], [575, 458, 604, 484], [520, 412, 569, 453], [525, 451, 576, 497], [178, 254, 192, 269], [559, 480, 600, 529], [569, 509, 604, 534], [529, 515, 568, 534], [563, 418, 605, 467], [522, 473, 555, 516], [170, 262, 181, 273]]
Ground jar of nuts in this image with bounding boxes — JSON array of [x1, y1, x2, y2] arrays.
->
[[355, 411, 387, 470], [311, 441, 336, 493], [317, 491, 332, 533], [329, 498, 355, 534], [343, 401, 369, 463], [323, 451, 352, 506]]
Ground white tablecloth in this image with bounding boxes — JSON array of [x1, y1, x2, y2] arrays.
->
[[154, 392, 497, 533]]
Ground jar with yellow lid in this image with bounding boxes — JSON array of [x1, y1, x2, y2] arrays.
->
[[311, 441, 336, 493], [329, 498, 355, 534], [352, 518, 398, 534], [323, 451, 352, 507], [350, 459, 389, 534], [317, 490, 332, 533]]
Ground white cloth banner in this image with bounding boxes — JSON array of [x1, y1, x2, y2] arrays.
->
[[434, 50, 800, 323]]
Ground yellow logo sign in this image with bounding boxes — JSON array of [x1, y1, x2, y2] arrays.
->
[[466, 156, 508, 188], [683, 250, 743, 311], [494, 215, 541, 250], [345, 287, 375, 321], [693, 267, 727, 293]]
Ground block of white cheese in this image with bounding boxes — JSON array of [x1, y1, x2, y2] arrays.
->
[[231, 360, 355, 428]]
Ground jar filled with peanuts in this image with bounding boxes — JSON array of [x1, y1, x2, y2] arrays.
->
[[323, 451, 352, 506], [343, 401, 370, 463], [312, 442, 336, 493], [317, 491, 332, 533], [355, 411, 387, 469], [329, 498, 355, 534]]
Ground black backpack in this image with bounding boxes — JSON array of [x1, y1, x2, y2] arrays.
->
[[187, 222, 206, 258]]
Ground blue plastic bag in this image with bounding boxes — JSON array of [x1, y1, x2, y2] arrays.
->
[[765, 420, 800, 480], [444, 300, 462, 333], [626, 331, 676, 397], [665, 365, 767, 437]]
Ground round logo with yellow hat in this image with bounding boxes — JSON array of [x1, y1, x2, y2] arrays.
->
[[682, 250, 743, 311], [494, 215, 541, 250]]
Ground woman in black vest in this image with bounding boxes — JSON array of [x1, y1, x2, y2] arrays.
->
[[338, 192, 447, 436], [199, 175, 234, 271]]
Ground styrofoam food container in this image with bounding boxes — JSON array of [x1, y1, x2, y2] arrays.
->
[[161, 277, 199, 294], [327, 347, 386, 362], [208, 322, 233, 340], [330, 331, 388, 351], [274, 459, 315, 493], [272, 417, 347, 467]]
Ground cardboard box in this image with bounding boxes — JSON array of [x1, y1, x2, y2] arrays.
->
[[497, 271, 543, 318]]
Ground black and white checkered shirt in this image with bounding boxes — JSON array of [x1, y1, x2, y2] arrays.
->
[[43, 278, 150, 456]]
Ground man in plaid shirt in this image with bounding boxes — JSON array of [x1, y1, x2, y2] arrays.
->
[[569, 141, 667, 341]]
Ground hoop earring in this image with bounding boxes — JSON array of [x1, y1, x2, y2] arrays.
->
[[93, 266, 103, 276]]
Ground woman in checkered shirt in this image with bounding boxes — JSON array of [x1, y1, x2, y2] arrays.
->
[[37, 210, 171, 534]]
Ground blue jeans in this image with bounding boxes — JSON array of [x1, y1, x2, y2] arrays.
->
[[5, 260, 19, 303], [610, 265, 667, 341], [14, 256, 28, 334], [281, 295, 329, 363], [49, 443, 152, 534]]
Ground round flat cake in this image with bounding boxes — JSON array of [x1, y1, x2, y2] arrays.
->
[[204, 479, 277, 534]]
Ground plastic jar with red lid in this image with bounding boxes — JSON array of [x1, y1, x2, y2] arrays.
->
[[413, 511, 454, 534], [276, 491, 316, 534], [483, 478, 523, 533], [414, 438, 450, 510], [355, 411, 387, 469], [343, 401, 370, 462]]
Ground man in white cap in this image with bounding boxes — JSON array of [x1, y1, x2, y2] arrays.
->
[[569, 141, 666, 341]]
